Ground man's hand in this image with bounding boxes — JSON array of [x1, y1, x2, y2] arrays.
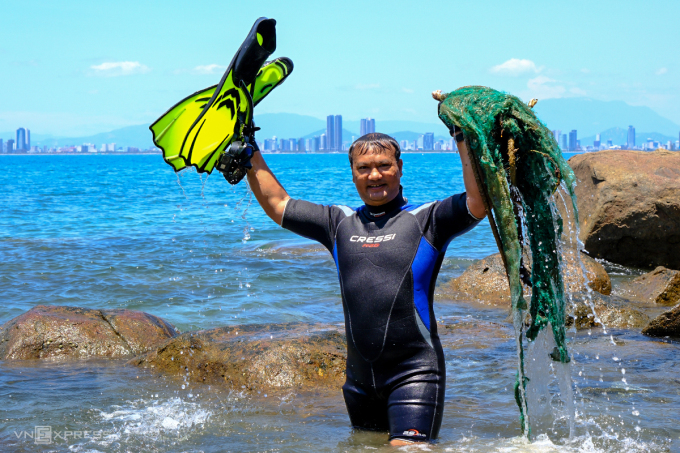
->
[[246, 152, 290, 225]]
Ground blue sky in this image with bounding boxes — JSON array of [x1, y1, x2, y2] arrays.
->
[[1, 0, 678, 136]]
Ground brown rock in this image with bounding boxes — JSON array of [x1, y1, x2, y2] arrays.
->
[[440, 252, 611, 306], [642, 304, 680, 338], [618, 266, 680, 306], [567, 293, 650, 330], [0, 305, 179, 360], [129, 323, 347, 393], [568, 150, 680, 269]]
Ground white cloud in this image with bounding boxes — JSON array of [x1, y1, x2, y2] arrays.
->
[[490, 58, 541, 76], [90, 61, 150, 77], [527, 76, 567, 99], [656, 67, 668, 75], [580, 68, 590, 74], [193, 64, 227, 75], [401, 87, 414, 94]]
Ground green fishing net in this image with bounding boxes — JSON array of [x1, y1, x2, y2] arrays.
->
[[437, 86, 578, 435]]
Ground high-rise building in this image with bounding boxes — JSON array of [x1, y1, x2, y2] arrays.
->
[[594, 134, 601, 149], [568, 130, 578, 151], [400, 140, 408, 150], [16, 128, 27, 151], [27, 129, 30, 149], [360, 118, 376, 136], [334, 115, 342, 151], [320, 133, 327, 151], [423, 133, 434, 150], [0, 139, 3, 153], [326, 116, 335, 151], [552, 130, 561, 144], [298, 138, 306, 152], [368, 118, 375, 134], [627, 126, 636, 149], [360, 119, 368, 136], [560, 134, 568, 150]]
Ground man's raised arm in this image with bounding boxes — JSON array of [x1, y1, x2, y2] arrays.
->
[[457, 140, 487, 220], [246, 153, 290, 225]]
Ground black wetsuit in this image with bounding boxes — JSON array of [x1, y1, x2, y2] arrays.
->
[[282, 190, 480, 442]]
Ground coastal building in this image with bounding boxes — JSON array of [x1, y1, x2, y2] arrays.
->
[[368, 118, 375, 134], [400, 140, 408, 150], [568, 130, 578, 151], [560, 134, 568, 151], [0, 139, 3, 153], [423, 133, 434, 150], [627, 126, 635, 149], [552, 130, 561, 144], [334, 115, 342, 152], [320, 133, 326, 150], [594, 134, 601, 149], [360, 119, 367, 136], [16, 128, 27, 151], [326, 116, 335, 151], [7, 139, 14, 152], [298, 138, 305, 152]]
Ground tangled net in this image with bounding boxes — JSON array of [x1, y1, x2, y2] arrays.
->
[[436, 86, 579, 436]]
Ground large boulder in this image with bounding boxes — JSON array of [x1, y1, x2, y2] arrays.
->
[[129, 323, 347, 392], [618, 266, 680, 306], [0, 305, 179, 360], [568, 150, 680, 269], [440, 252, 611, 307], [642, 304, 680, 338]]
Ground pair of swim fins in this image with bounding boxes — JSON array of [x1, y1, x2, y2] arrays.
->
[[150, 17, 293, 174]]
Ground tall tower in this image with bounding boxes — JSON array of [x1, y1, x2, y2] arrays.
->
[[360, 119, 367, 136], [27, 129, 31, 149], [568, 130, 578, 151], [16, 128, 27, 151], [424, 133, 434, 150], [368, 118, 375, 134], [334, 115, 342, 151], [627, 126, 636, 149], [326, 116, 335, 151]]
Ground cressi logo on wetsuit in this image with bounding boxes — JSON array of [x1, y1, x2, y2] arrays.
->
[[281, 190, 480, 441]]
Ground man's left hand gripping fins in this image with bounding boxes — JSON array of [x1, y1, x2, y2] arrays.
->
[[149, 17, 294, 177]]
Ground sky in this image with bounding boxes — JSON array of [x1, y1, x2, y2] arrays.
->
[[1, 0, 678, 136]]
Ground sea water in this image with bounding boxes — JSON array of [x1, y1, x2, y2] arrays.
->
[[0, 153, 677, 452]]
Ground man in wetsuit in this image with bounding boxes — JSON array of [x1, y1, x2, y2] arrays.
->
[[245, 132, 485, 445]]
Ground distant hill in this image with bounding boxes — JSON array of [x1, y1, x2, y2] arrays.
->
[[533, 98, 680, 137], [27, 125, 154, 149]]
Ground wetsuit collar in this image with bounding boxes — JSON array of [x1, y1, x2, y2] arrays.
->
[[363, 187, 407, 219]]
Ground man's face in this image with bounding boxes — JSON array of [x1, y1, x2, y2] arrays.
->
[[351, 149, 403, 206]]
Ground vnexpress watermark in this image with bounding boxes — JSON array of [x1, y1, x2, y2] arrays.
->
[[14, 426, 112, 444]]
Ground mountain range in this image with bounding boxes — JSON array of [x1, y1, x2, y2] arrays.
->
[[2, 98, 678, 149]]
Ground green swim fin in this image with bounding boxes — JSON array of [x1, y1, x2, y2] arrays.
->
[[150, 18, 293, 174]]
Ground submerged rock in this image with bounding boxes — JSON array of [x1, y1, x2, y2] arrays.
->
[[440, 252, 611, 307], [618, 266, 680, 306], [566, 293, 650, 330], [569, 150, 680, 270], [129, 323, 347, 392], [0, 305, 179, 360], [642, 304, 680, 338]]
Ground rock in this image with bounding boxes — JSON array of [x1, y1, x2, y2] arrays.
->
[[568, 150, 680, 269], [618, 266, 680, 306], [0, 305, 179, 360], [566, 293, 650, 330], [129, 323, 347, 393], [642, 304, 680, 338], [440, 252, 611, 307]]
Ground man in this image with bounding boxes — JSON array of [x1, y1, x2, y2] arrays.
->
[[245, 132, 485, 445]]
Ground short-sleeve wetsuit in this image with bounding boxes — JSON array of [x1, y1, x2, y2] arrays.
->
[[281, 189, 481, 442]]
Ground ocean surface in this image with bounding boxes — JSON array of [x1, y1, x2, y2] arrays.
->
[[1, 153, 678, 452]]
